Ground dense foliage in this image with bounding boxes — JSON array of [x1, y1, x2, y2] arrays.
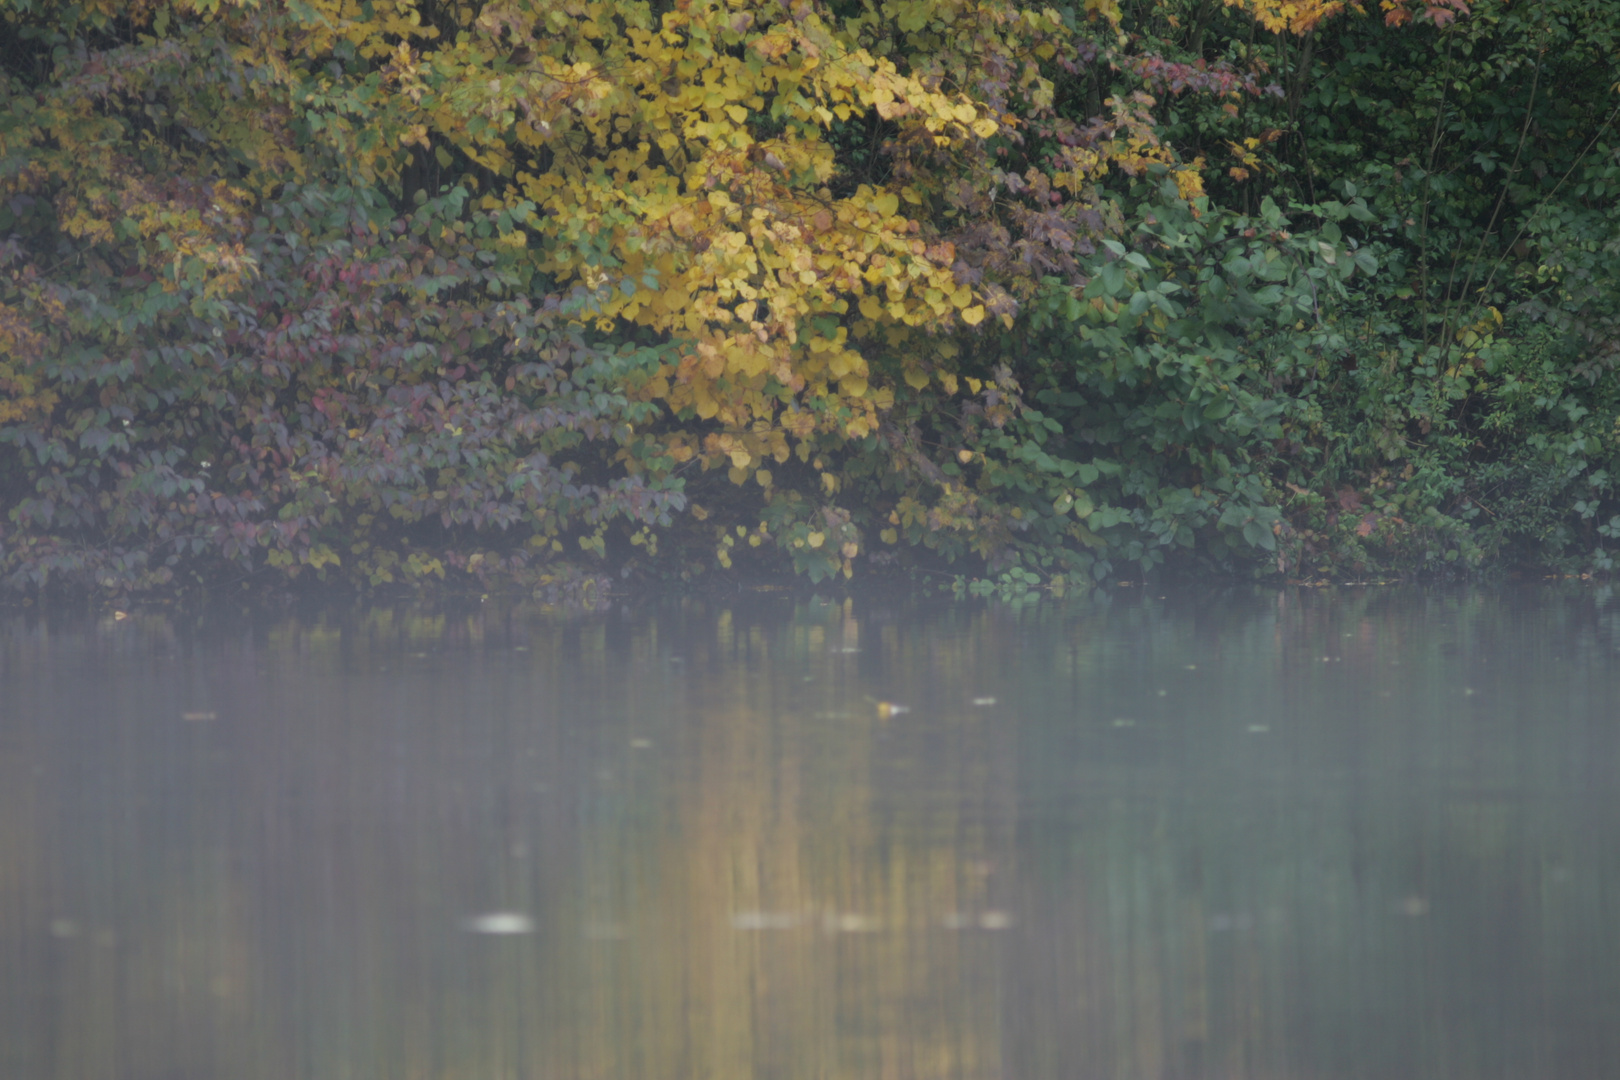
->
[[2, 0, 1619, 597]]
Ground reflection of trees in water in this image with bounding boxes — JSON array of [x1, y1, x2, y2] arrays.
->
[[552, 600, 1015, 1080], [0, 622, 286, 1080], [1003, 587, 1620, 1080], [3, 589, 1620, 1079]]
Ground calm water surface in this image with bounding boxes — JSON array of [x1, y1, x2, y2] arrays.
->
[[2, 587, 1618, 1080]]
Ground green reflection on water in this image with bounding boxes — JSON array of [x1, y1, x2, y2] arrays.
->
[[2, 587, 1618, 1079]]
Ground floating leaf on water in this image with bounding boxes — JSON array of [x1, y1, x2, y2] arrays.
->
[[876, 702, 910, 718], [181, 711, 217, 722], [731, 911, 803, 930], [462, 912, 535, 935], [942, 910, 1013, 930], [971, 696, 997, 706]]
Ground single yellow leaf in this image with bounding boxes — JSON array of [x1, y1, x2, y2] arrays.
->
[[961, 305, 986, 326], [873, 191, 900, 218]]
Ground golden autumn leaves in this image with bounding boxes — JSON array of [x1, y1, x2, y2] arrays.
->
[[391, 0, 1208, 485], [18, 0, 1216, 486], [498, 0, 1028, 461]]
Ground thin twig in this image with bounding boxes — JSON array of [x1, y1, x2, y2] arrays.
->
[[1471, 97, 1620, 319], [1449, 49, 1543, 340]]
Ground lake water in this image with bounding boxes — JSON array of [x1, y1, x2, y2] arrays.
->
[[3, 586, 1618, 1080]]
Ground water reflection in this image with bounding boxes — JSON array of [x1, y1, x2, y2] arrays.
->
[[3, 587, 1618, 1079]]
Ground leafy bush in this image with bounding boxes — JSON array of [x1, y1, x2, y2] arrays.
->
[[4, 0, 1620, 597], [0, 182, 681, 593]]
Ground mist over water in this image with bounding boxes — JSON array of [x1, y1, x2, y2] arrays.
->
[[3, 587, 1618, 1080]]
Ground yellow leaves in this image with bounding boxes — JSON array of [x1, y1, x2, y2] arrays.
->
[[305, 544, 342, 571], [1173, 163, 1206, 203], [1223, 0, 1359, 36], [869, 81, 901, 119], [0, 327, 57, 426], [960, 305, 986, 326], [1455, 306, 1503, 350], [750, 32, 795, 61], [1224, 130, 1282, 184], [1084, 0, 1124, 26]]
